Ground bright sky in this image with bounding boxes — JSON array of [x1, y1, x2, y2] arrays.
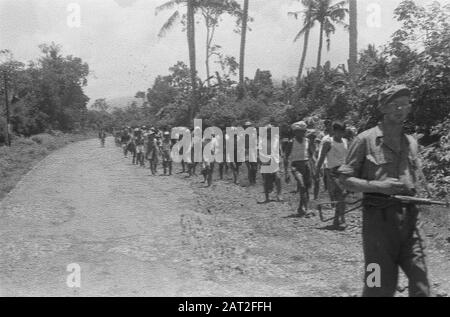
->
[[0, 0, 444, 102]]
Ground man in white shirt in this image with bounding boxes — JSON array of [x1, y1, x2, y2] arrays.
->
[[316, 121, 349, 230]]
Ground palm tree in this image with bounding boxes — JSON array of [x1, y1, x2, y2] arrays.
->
[[239, 0, 249, 94], [186, 0, 197, 122], [312, 0, 348, 69], [155, 0, 197, 123], [155, 0, 185, 38], [348, 0, 358, 75], [288, 0, 317, 85]]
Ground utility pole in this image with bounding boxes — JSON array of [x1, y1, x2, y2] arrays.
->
[[3, 71, 11, 146]]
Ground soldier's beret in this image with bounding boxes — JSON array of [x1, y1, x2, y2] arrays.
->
[[378, 85, 411, 113]]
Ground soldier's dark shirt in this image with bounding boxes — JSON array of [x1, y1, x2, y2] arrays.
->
[[338, 125, 421, 192]]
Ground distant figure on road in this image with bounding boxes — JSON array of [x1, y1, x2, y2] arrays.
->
[[145, 130, 159, 175], [99, 130, 106, 147], [160, 131, 173, 176], [120, 128, 131, 158], [134, 128, 145, 167]]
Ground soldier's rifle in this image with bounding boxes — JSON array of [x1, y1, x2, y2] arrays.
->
[[318, 195, 449, 223]]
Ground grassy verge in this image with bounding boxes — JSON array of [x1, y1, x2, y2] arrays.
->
[[0, 131, 94, 200]]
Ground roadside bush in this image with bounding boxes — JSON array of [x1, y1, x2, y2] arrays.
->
[[15, 138, 36, 146], [31, 133, 54, 145], [421, 117, 450, 198]]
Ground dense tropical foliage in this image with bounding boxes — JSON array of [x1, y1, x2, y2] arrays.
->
[[0, 44, 89, 139]]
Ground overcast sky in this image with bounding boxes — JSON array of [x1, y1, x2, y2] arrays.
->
[[0, 0, 445, 102]]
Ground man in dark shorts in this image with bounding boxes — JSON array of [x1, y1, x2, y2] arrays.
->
[[145, 131, 158, 175], [259, 124, 282, 203], [135, 128, 145, 167], [284, 121, 315, 216], [121, 128, 131, 158], [99, 129, 106, 147], [218, 129, 229, 180], [228, 127, 242, 185], [160, 131, 173, 175], [317, 121, 349, 230], [244, 121, 258, 186], [186, 128, 200, 177]]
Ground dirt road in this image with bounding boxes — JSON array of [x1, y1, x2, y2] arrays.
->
[[1, 137, 449, 296]]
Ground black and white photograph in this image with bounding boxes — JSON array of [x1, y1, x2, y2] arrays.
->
[[0, 0, 449, 300]]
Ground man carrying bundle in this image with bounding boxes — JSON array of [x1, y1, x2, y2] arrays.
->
[[284, 121, 315, 216]]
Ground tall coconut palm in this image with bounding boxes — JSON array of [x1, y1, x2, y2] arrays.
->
[[348, 0, 358, 76], [156, 0, 198, 122], [187, 0, 197, 122], [312, 0, 348, 69], [239, 0, 249, 94], [155, 0, 186, 38], [288, 0, 317, 85]]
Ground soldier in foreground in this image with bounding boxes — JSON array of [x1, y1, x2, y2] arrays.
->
[[338, 85, 430, 297]]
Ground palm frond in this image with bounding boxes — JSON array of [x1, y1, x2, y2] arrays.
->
[[157, 10, 181, 38], [294, 21, 314, 42], [332, 0, 349, 9], [288, 11, 302, 19], [329, 7, 348, 20], [155, 0, 184, 15]]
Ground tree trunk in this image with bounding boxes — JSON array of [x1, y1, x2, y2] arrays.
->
[[297, 26, 310, 86], [316, 21, 324, 69], [205, 16, 211, 87], [348, 0, 358, 76], [187, 0, 197, 123], [3, 72, 11, 146], [239, 0, 249, 97]]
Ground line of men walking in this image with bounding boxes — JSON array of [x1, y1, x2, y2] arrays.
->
[[110, 84, 433, 297], [117, 126, 174, 176], [115, 120, 357, 231]]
